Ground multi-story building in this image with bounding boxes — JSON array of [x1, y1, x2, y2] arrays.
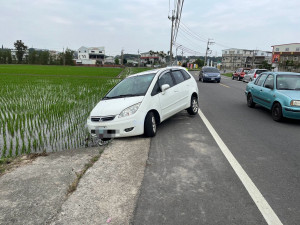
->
[[76, 46, 105, 65], [222, 48, 271, 70], [140, 51, 166, 66], [271, 43, 300, 72]]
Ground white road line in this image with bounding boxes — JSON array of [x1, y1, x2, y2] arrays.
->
[[197, 108, 283, 225]]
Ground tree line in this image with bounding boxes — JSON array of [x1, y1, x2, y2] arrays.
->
[[0, 40, 75, 65]]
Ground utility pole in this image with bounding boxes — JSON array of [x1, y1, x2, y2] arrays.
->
[[204, 39, 214, 66], [63, 47, 65, 66], [138, 49, 140, 67], [121, 49, 124, 66], [168, 10, 176, 66]]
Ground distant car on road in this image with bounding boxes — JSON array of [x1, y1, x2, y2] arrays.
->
[[87, 67, 199, 139], [245, 72, 300, 121], [199, 66, 221, 83], [243, 69, 269, 83], [233, 68, 251, 81]]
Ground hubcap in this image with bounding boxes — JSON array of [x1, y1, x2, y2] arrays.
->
[[192, 99, 198, 112], [152, 116, 156, 133]]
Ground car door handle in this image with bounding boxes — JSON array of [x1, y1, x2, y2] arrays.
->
[[174, 90, 179, 92], [260, 89, 263, 92]]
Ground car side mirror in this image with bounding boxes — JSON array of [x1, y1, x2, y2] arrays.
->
[[265, 84, 273, 89], [161, 84, 170, 94]]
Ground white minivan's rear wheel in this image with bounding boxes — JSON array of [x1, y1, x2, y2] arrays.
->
[[187, 96, 198, 115], [144, 112, 157, 137]]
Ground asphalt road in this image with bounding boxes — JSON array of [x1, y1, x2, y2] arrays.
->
[[133, 72, 300, 225]]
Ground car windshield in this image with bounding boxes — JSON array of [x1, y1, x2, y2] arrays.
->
[[257, 70, 267, 74], [203, 68, 219, 73], [276, 75, 300, 90], [104, 73, 156, 99]]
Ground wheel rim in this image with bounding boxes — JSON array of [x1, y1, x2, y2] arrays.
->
[[192, 99, 198, 113], [152, 116, 156, 133]]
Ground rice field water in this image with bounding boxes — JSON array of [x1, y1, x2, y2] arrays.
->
[[0, 65, 123, 158]]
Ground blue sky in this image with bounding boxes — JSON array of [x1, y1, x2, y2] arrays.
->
[[1, 0, 300, 56]]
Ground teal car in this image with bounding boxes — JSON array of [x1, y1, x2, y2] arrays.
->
[[245, 72, 300, 121]]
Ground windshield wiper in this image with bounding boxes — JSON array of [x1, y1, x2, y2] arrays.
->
[[103, 94, 143, 99]]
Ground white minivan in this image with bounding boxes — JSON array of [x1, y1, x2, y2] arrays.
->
[[86, 67, 199, 139]]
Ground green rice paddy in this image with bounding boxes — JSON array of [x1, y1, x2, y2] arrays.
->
[[0, 65, 124, 158]]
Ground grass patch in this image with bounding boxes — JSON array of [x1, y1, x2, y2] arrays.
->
[[0, 64, 123, 77], [223, 73, 233, 77]]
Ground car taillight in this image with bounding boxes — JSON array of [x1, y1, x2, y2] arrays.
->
[[254, 73, 257, 78]]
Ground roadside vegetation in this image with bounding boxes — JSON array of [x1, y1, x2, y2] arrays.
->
[[223, 73, 233, 77], [0, 65, 124, 159]]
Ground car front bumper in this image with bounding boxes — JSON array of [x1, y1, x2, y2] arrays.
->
[[86, 112, 145, 138], [283, 106, 300, 120], [203, 77, 221, 82]]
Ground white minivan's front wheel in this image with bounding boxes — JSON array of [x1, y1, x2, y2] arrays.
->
[[144, 112, 157, 137], [187, 96, 198, 115]]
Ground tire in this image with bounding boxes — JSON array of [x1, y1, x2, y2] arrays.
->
[[144, 112, 157, 137], [247, 93, 255, 108], [187, 96, 198, 115], [272, 103, 283, 122], [217, 80, 220, 83], [232, 76, 234, 80], [199, 76, 201, 81], [237, 76, 240, 81]]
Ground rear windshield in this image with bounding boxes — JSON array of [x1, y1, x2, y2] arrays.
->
[[257, 70, 268, 74], [244, 69, 250, 73], [203, 68, 219, 73]]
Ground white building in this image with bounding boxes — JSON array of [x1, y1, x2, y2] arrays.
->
[[104, 56, 115, 64], [76, 46, 105, 65], [222, 48, 272, 70], [140, 51, 166, 66]]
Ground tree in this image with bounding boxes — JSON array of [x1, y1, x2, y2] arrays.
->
[[261, 60, 272, 70], [123, 58, 127, 65], [195, 58, 204, 67], [64, 48, 75, 65], [115, 58, 119, 65], [14, 40, 27, 63]]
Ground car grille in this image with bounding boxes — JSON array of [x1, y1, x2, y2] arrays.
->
[[91, 116, 115, 122]]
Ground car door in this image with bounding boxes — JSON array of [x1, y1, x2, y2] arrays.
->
[[157, 71, 178, 120], [171, 69, 189, 111], [251, 74, 268, 106], [258, 74, 275, 109]]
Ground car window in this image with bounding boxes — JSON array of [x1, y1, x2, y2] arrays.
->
[[277, 75, 300, 90], [264, 75, 274, 89], [244, 69, 250, 73], [151, 82, 160, 96], [105, 73, 155, 99], [255, 74, 268, 86], [257, 70, 267, 74], [203, 67, 219, 73], [180, 69, 191, 80], [172, 70, 185, 84], [158, 72, 174, 87], [249, 69, 254, 74]]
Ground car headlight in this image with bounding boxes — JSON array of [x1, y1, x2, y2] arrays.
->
[[217, 74, 221, 77], [203, 73, 207, 77], [291, 100, 300, 106], [118, 102, 141, 118]]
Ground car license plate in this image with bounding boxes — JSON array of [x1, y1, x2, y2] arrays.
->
[[211, 78, 215, 80]]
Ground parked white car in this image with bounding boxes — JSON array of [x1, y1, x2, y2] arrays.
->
[[87, 67, 199, 139], [243, 69, 269, 83]]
